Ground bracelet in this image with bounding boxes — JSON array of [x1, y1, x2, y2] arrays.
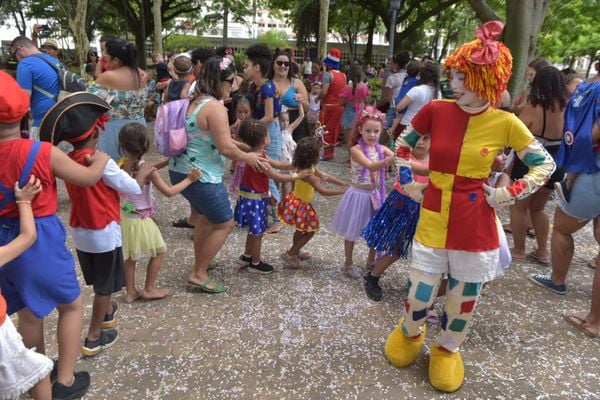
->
[[16, 200, 31, 204]]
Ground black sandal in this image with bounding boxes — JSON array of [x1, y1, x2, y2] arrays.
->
[[172, 218, 195, 229]]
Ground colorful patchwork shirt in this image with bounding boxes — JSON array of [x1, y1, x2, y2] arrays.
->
[[396, 100, 555, 252]]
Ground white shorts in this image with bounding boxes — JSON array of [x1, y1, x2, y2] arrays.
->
[[0, 318, 53, 400], [411, 240, 500, 283]]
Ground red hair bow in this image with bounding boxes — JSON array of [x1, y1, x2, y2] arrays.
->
[[469, 20, 505, 65]]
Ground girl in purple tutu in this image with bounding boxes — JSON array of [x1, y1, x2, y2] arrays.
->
[[330, 107, 395, 278], [233, 120, 310, 274]]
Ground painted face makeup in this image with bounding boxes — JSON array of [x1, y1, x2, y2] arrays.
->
[[449, 68, 487, 108]]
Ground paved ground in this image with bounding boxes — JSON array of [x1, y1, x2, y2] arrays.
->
[[27, 145, 600, 399]]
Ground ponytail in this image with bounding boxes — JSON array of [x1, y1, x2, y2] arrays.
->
[[106, 39, 140, 85]]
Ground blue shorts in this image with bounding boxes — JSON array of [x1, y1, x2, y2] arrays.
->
[[170, 171, 233, 224], [560, 159, 600, 220], [0, 215, 80, 318]]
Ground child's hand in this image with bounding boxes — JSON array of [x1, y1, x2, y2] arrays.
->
[[136, 162, 156, 182], [15, 175, 42, 202], [86, 151, 110, 166], [187, 168, 202, 181], [297, 169, 312, 179]]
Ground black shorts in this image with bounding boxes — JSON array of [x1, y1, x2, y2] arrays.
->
[[511, 144, 565, 189], [76, 247, 125, 295]]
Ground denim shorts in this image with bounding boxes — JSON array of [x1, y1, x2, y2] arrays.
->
[[169, 171, 233, 224], [560, 159, 600, 221]]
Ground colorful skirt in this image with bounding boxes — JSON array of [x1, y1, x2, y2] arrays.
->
[[121, 214, 167, 261], [277, 192, 320, 232], [330, 186, 376, 241], [361, 190, 420, 258], [233, 186, 269, 235]]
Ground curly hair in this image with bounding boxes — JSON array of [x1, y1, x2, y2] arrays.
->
[[193, 56, 236, 100], [238, 119, 268, 150], [529, 66, 568, 112], [293, 137, 321, 170], [119, 123, 149, 158], [245, 44, 273, 77]]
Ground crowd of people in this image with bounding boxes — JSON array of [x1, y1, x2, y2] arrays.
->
[[1, 18, 600, 399]]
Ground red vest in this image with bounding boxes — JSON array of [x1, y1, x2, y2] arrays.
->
[[241, 154, 269, 193], [66, 149, 120, 229], [323, 70, 347, 105]]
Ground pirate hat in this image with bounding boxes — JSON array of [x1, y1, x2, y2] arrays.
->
[[39, 92, 111, 145]]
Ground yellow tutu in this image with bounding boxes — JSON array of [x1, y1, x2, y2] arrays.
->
[[121, 214, 166, 261]]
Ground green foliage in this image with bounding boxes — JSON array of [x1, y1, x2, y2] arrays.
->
[[163, 34, 209, 52], [538, 0, 600, 64], [367, 77, 383, 104], [256, 30, 289, 49]]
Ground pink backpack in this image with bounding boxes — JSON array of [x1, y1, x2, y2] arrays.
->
[[154, 98, 190, 157]]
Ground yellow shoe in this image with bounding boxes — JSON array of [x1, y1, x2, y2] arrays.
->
[[384, 318, 426, 367], [429, 345, 464, 393]]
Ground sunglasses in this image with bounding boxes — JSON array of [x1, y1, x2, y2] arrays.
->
[[222, 77, 235, 85], [275, 60, 290, 67]]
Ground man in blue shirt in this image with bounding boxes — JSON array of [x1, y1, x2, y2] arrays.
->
[[10, 36, 60, 140]]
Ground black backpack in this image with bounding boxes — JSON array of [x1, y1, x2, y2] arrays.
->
[[31, 54, 88, 95]]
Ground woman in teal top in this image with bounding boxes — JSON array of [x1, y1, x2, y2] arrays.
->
[[169, 56, 267, 293]]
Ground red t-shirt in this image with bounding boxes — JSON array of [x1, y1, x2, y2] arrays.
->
[[240, 155, 269, 193], [0, 139, 56, 218]]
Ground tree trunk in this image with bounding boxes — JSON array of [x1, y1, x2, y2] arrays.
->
[[504, 0, 551, 101], [57, 0, 89, 74], [153, 0, 163, 55], [11, 8, 27, 36], [363, 14, 376, 64], [223, 3, 229, 46], [317, 0, 330, 61], [139, 0, 147, 68]]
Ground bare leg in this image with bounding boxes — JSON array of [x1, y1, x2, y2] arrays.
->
[[366, 248, 376, 266], [188, 208, 199, 226], [247, 234, 263, 263], [371, 255, 400, 277], [30, 375, 51, 400], [17, 307, 44, 354], [188, 215, 234, 289], [124, 259, 140, 303], [510, 196, 532, 259], [528, 188, 553, 260], [87, 294, 111, 341], [142, 253, 170, 300], [550, 207, 589, 285], [588, 256, 600, 328], [55, 295, 84, 386], [344, 240, 354, 266], [288, 231, 316, 255]]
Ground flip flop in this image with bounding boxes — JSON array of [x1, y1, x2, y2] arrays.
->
[[528, 251, 551, 266], [510, 249, 527, 262], [527, 227, 537, 238], [563, 310, 600, 338], [172, 218, 195, 229], [187, 277, 226, 293], [265, 222, 283, 235], [586, 256, 598, 269]]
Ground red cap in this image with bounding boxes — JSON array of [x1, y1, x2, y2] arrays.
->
[[0, 71, 30, 124]]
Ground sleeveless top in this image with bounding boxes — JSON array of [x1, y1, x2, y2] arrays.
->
[[0, 139, 56, 218], [293, 168, 316, 203], [241, 153, 269, 193], [121, 161, 154, 216], [351, 147, 380, 186], [280, 79, 299, 108], [167, 80, 188, 102], [323, 70, 347, 105], [169, 98, 225, 184]]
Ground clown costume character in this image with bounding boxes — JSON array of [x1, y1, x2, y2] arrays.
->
[[384, 21, 556, 393]]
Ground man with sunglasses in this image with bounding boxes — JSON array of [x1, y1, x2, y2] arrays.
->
[[10, 36, 60, 141]]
